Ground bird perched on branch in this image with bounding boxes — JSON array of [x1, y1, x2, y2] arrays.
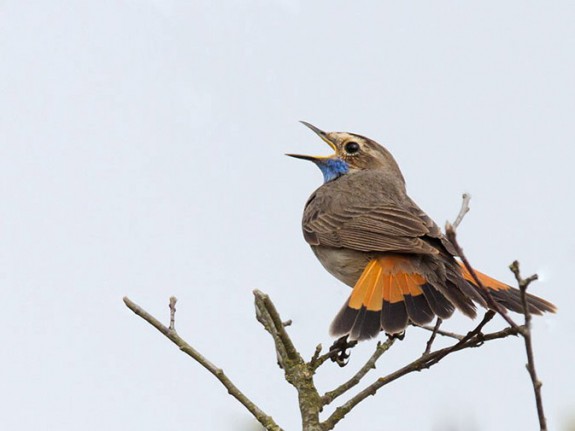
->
[[288, 122, 556, 341]]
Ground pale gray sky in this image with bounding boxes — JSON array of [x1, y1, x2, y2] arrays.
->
[[1, 1, 574, 430]]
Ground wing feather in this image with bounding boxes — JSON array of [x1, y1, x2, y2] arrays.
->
[[302, 172, 447, 255]]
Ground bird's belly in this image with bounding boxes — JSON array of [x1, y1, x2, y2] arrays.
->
[[311, 246, 372, 287]]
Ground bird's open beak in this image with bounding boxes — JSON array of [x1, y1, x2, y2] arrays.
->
[[286, 121, 337, 162], [285, 153, 321, 162], [299, 121, 338, 151]]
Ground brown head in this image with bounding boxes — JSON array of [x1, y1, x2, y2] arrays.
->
[[287, 121, 406, 184]]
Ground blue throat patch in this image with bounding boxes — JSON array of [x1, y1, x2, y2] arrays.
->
[[316, 158, 349, 183]]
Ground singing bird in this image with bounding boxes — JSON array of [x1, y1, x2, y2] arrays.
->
[[288, 122, 556, 341]]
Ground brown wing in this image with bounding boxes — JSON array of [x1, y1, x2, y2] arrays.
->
[[302, 173, 446, 256]]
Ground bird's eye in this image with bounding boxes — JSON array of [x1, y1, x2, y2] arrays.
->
[[344, 141, 360, 155]]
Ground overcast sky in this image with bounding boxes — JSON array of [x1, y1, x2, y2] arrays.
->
[[1, 1, 574, 430]]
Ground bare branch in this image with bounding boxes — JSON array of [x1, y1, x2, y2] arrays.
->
[[126, 253, 549, 431], [423, 318, 443, 355], [510, 260, 539, 290], [253, 290, 323, 431], [509, 261, 548, 431], [322, 313, 518, 430], [123, 297, 283, 431], [321, 337, 395, 406], [254, 290, 299, 363], [445, 194, 549, 431]]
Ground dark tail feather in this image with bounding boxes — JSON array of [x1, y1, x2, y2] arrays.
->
[[330, 303, 382, 341], [420, 283, 455, 319], [488, 288, 557, 315], [380, 300, 409, 334]]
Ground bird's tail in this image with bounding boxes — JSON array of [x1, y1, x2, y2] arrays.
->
[[330, 256, 556, 341], [330, 256, 457, 340]]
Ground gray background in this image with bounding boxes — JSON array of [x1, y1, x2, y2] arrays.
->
[[1, 1, 574, 430]]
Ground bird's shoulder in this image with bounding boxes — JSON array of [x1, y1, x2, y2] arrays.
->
[[303, 171, 415, 228], [301, 171, 449, 254]]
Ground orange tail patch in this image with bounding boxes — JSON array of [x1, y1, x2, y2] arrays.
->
[[458, 262, 557, 315], [330, 256, 453, 340], [458, 262, 510, 291]]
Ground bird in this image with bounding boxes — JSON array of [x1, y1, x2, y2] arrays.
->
[[287, 122, 556, 341]]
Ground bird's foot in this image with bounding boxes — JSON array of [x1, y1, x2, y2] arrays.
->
[[386, 330, 405, 340], [329, 335, 358, 367]]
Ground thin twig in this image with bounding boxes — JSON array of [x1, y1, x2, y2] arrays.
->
[[310, 349, 341, 371], [452, 193, 471, 229], [446, 223, 519, 330], [446, 195, 517, 328], [309, 344, 343, 371], [428, 311, 496, 366], [309, 344, 323, 367], [169, 296, 177, 331], [418, 324, 464, 341], [509, 261, 547, 431], [321, 337, 395, 406], [510, 260, 539, 290], [445, 193, 517, 328], [254, 293, 292, 367], [123, 297, 283, 431], [254, 290, 299, 361], [322, 314, 518, 430], [423, 318, 443, 355], [446, 194, 548, 431]]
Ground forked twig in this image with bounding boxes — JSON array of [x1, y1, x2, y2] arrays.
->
[[321, 312, 518, 430], [510, 260, 548, 431], [123, 297, 283, 431], [446, 223, 519, 330]]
